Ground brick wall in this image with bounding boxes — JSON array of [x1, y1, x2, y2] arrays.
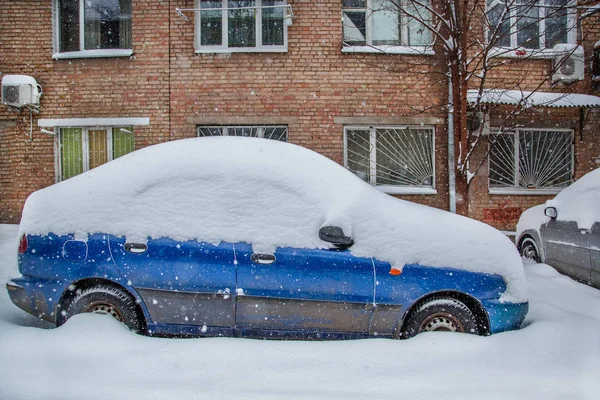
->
[[0, 0, 598, 228]]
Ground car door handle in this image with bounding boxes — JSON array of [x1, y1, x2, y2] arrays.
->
[[124, 242, 148, 254], [251, 253, 276, 264]]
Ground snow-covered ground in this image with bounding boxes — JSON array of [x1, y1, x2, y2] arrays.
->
[[0, 223, 598, 400]]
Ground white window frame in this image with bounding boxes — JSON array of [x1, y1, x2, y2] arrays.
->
[[55, 126, 135, 182], [194, 0, 289, 53], [343, 125, 437, 195], [486, 0, 577, 59], [341, 0, 434, 55], [488, 128, 574, 195], [52, 0, 134, 60]]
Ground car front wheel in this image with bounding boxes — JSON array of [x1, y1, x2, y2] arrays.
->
[[519, 237, 540, 263], [401, 297, 477, 339], [62, 285, 144, 333]]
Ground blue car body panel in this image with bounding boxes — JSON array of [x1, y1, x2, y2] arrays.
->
[[7, 233, 528, 338]]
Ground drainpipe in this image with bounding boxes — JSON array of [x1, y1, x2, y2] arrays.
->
[[448, 74, 456, 213]]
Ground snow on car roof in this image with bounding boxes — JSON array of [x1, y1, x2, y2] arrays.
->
[[547, 168, 600, 230], [19, 137, 526, 302]]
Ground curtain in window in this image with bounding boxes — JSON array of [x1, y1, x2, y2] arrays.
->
[[60, 128, 84, 180], [88, 129, 108, 169], [406, 0, 432, 46], [371, 0, 401, 46], [342, 0, 367, 44], [228, 0, 256, 47], [486, 0, 510, 47], [84, 0, 132, 50], [112, 127, 135, 159]]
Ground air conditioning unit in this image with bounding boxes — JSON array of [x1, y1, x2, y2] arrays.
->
[[1, 75, 41, 109], [552, 44, 584, 83]]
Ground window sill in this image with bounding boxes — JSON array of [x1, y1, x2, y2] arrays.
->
[[52, 49, 133, 60], [342, 45, 434, 56], [488, 188, 564, 196], [195, 47, 288, 54], [376, 186, 437, 195], [488, 46, 576, 60]]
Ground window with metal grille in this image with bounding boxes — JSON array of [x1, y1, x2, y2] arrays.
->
[[58, 126, 135, 181], [197, 125, 288, 141], [195, 0, 289, 52], [54, 0, 132, 55], [486, 0, 575, 50], [344, 126, 435, 193], [488, 129, 573, 193], [342, 0, 432, 48]]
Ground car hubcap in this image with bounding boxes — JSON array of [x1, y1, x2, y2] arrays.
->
[[82, 301, 124, 322], [419, 312, 463, 333], [522, 243, 537, 260]]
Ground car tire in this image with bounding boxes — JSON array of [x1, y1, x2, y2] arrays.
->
[[519, 237, 540, 263], [63, 285, 144, 333], [401, 297, 477, 339]]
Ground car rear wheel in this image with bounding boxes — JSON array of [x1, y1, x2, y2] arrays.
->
[[519, 237, 540, 263], [401, 297, 477, 339], [63, 285, 144, 333]]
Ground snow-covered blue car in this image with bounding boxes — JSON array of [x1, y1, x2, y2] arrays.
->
[[7, 137, 528, 339]]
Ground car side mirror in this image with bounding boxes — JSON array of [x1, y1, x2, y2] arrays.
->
[[544, 206, 557, 219], [319, 226, 354, 248]]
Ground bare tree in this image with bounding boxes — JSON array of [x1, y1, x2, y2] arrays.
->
[[342, 0, 599, 214]]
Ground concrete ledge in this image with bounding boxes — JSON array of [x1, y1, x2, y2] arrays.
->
[[187, 116, 299, 125], [334, 116, 444, 126]]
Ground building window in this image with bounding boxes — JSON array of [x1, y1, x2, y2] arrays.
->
[[489, 129, 573, 193], [344, 126, 435, 193], [486, 0, 575, 50], [54, 0, 132, 57], [58, 126, 134, 181], [342, 0, 432, 48], [195, 0, 289, 52], [197, 125, 288, 141]]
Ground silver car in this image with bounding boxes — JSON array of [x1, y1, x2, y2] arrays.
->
[[516, 169, 600, 288]]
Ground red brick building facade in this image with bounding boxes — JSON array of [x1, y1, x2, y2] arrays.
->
[[1, 0, 599, 230]]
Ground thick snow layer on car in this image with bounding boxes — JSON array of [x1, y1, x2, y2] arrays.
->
[[515, 204, 548, 240], [19, 137, 526, 302], [546, 168, 600, 230], [1, 225, 598, 400]]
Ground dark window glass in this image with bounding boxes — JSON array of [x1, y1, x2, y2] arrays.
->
[[545, 0, 568, 47], [228, 0, 256, 47], [59, 0, 80, 52], [200, 0, 223, 45], [486, 0, 510, 47], [262, 0, 284, 46], [517, 2, 539, 49], [84, 0, 132, 50]]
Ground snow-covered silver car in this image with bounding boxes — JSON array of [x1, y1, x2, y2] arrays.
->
[[516, 169, 600, 288]]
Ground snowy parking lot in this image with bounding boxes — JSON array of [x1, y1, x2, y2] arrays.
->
[[0, 223, 598, 400]]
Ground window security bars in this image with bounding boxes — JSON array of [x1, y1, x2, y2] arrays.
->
[[58, 126, 134, 181], [197, 125, 288, 141], [344, 126, 435, 188], [489, 129, 573, 192]]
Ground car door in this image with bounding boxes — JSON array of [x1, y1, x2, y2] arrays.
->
[[109, 235, 236, 327], [234, 242, 375, 334], [541, 219, 591, 282], [589, 222, 600, 286]]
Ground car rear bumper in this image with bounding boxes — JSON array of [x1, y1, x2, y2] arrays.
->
[[481, 299, 529, 334], [6, 276, 65, 324]]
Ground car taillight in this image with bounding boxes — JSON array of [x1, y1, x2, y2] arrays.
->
[[18, 234, 28, 254]]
